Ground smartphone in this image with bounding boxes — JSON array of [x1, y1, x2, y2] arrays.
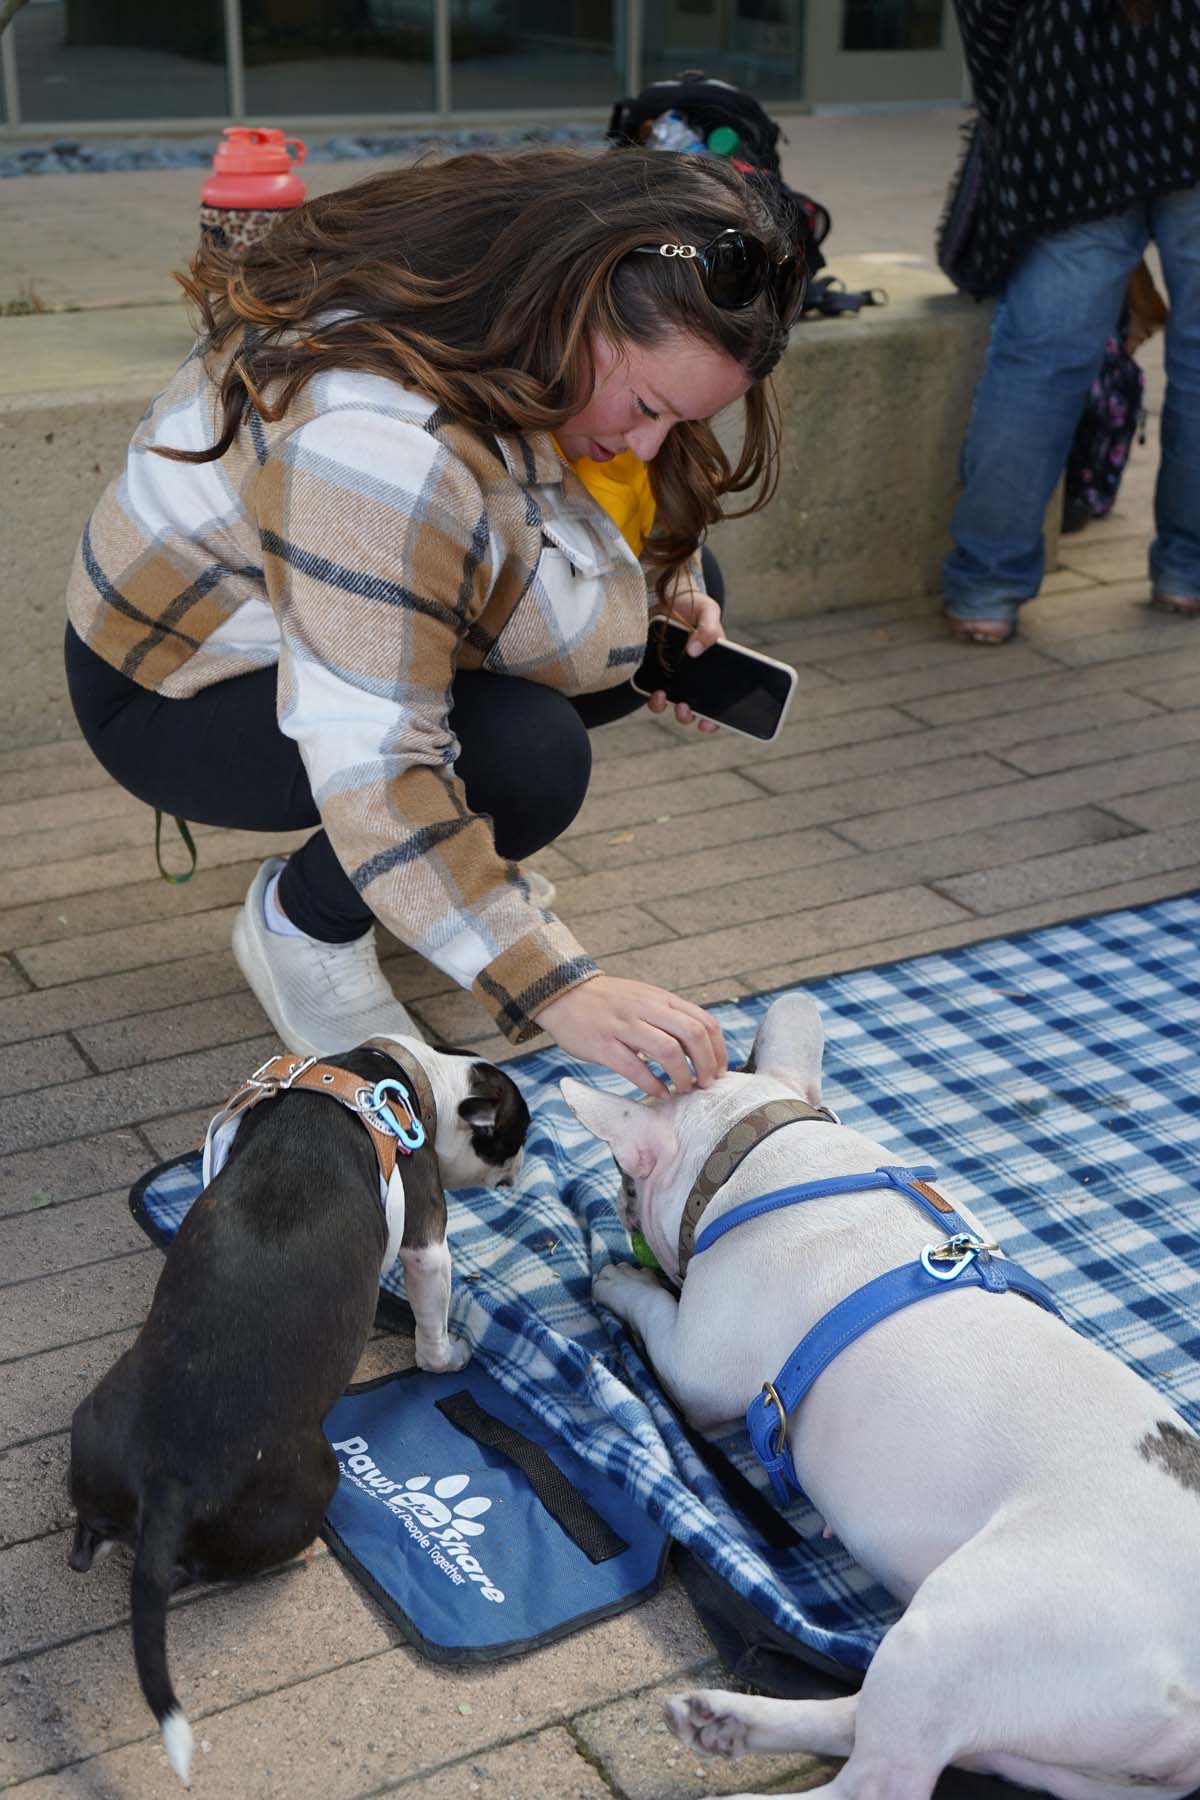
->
[[631, 617, 798, 743]]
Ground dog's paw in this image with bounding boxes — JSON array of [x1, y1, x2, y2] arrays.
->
[[594, 1261, 659, 1307], [415, 1333, 471, 1374], [664, 1690, 752, 1759]]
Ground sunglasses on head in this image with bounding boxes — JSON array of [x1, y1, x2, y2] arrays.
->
[[632, 228, 808, 328]]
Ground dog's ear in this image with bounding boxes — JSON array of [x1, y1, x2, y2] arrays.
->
[[746, 991, 824, 1104], [460, 1064, 530, 1165], [560, 1079, 675, 1180]]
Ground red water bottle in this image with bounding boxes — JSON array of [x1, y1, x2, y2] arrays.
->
[[200, 127, 307, 256]]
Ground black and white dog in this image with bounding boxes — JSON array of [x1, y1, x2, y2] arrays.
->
[[67, 1034, 528, 1783]]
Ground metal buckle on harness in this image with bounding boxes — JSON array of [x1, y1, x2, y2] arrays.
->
[[760, 1379, 790, 1456], [277, 1055, 318, 1090], [244, 1056, 282, 1095], [242, 1053, 315, 1098], [355, 1078, 426, 1152], [919, 1233, 999, 1282]]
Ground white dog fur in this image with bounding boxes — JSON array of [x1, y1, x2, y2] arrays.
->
[[562, 992, 1200, 1800]]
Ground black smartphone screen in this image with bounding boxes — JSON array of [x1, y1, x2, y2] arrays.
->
[[634, 621, 795, 741]]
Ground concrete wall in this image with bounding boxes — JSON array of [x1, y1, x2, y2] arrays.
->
[[1, 306, 195, 749], [708, 261, 1001, 619], [0, 263, 1023, 747]]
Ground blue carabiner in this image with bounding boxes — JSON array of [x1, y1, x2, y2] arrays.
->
[[370, 1078, 426, 1151], [920, 1235, 983, 1282]]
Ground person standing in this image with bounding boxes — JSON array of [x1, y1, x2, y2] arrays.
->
[[941, 0, 1200, 643]]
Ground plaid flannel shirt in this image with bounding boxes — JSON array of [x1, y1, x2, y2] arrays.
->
[[66, 346, 662, 1041]]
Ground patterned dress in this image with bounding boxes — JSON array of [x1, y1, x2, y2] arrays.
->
[[948, 0, 1200, 295]]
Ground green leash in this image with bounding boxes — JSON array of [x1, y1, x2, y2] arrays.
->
[[154, 809, 198, 884]]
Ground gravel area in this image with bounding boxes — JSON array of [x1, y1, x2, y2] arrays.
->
[[0, 121, 608, 179]]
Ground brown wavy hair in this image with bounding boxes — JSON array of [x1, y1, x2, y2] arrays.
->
[[166, 147, 801, 594]]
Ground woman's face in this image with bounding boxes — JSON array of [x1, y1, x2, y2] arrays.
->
[[555, 329, 753, 465]]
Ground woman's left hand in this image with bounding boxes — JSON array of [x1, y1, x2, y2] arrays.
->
[[648, 574, 722, 732]]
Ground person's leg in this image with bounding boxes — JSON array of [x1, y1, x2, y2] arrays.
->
[[65, 624, 372, 943], [450, 671, 595, 856], [1148, 185, 1200, 610], [65, 624, 313, 831], [699, 545, 725, 609], [943, 207, 1150, 635], [68, 544, 729, 925], [451, 549, 727, 865], [69, 626, 605, 918], [64, 631, 610, 1052]]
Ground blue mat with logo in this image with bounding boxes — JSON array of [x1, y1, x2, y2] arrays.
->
[[133, 894, 1200, 1677]]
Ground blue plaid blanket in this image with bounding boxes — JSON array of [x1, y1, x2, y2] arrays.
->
[[136, 894, 1200, 1675]]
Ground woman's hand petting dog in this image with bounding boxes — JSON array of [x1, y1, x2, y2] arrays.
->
[[539, 974, 727, 1098]]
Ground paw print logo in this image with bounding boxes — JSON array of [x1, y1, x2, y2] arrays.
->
[[392, 1474, 492, 1533]]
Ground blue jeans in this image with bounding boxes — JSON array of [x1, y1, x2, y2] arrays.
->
[[943, 185, 1200, 621]]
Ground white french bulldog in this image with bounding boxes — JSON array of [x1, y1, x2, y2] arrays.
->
[[562, 992, 1200, 1800]]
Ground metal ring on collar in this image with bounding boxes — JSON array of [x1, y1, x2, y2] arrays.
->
[[355, 1079, 426, 1152], [760, 1379, 789, 1455], [919, 1233, 999, 1281]]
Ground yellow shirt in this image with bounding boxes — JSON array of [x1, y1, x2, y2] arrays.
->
[[554, 443, 656, 558]]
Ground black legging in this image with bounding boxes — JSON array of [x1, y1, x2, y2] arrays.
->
[[66, 549, 724, 942]]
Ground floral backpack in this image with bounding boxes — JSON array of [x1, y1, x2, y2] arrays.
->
[[1061, 312, 1146, 534]]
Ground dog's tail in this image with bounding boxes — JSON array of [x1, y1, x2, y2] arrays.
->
[[131, 1476, 194, 1785]]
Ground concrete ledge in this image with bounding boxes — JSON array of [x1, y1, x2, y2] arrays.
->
[[1, 264, 1017, 743], [1, 306, 195, 748], [708, 257, 1000, 620]]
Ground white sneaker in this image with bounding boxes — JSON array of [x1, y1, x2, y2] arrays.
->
[[524, 868, 557, 910], [232, 857, 424, 1056]]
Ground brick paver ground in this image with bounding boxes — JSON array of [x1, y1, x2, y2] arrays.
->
[[2, 311, 1192, 1799]]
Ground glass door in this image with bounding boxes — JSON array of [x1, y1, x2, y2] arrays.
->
[[805, 0, 963, 106], [641, 0, 804, 105]]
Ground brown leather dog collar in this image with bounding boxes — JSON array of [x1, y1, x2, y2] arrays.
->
[[206, 1042, 436, 1194], [360, 1037, 438, 1144], [676, 1097, 838, 1280]]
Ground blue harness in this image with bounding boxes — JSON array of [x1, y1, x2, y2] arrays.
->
[[692, 1163, 1062, 1505]]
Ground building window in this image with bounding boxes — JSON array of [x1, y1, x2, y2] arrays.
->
[[449, 0, 619, 114], [11, 0, 228, 122], [841, 0, 942, 52], [242, 0, 437, 117], [641, 0, 803, 105]]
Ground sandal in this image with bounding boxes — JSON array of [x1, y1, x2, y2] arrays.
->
[[1150, 592, 1200, 617], [943, 611, 1016, 646]]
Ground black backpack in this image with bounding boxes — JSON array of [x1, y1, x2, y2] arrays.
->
[[607, 74, 885, 318], [607, 74, 828, 270], [608, 74, 785, 172]]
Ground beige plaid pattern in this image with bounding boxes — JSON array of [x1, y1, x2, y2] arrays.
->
[[66, 347, 663, 1040]]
